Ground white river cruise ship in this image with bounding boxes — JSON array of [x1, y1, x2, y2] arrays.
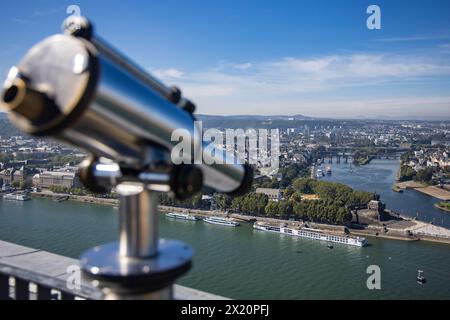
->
[[253, 222, 367, 247], [204, 216, 240, 227], [165, 212, 199, 221], [3, 192, 31, 201]]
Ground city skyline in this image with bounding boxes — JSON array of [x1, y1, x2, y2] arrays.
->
[[1, 0, 450, 119]]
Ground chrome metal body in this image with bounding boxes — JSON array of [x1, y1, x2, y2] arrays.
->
[[1, 27, 249, 194], [79, 183, 192, 300], [87, 159, 172, 192], [118, 184, 158, 258], [69, 35, 246, 193]]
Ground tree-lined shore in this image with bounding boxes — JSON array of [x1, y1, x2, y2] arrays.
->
[[160, 176, 375, 225]]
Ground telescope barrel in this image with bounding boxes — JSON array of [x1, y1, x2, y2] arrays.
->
[[1, 18, 252, 195]]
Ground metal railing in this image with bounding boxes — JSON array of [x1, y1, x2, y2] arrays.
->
[[0, 240, 228, 300], [0, 263, 102, 300]]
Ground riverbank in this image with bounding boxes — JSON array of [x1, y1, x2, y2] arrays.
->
[[349, 229, 419, 242], [31, 191, 119, 206], [435, 202, 450, 213], [30, 191, 450, 245], [393, 181, 450, 201], [161, 203, 450, 245]]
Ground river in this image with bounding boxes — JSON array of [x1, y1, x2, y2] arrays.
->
[[0, 159, 450, 299], [321, 159, 450, 228]]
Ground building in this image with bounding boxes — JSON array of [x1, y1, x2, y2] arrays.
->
[[34, 171, 80, 189], [368, 200, 385, 213], [0, 166, 34, 187], [13, 166, 26, 184], [255, 188, 282, 202], [0, 168, 14, 186]]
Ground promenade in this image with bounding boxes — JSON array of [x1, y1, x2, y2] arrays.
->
[[410, 222, 450, 239]]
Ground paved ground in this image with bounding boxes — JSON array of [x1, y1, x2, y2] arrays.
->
[[394, 181, 450, 201], [415, 186, 450, 201], [411, 224, 450, 239], [395, 181, 425, 189], [387, 220, 416, 230]]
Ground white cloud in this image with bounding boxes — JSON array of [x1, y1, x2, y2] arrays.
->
[[233, 63, 253, 70], [33, 7, 63, 16], [154, 68, 184, 79], [277, 96, 450, 119], [153, 52, 450, 117], [439, 44, 450, 52]]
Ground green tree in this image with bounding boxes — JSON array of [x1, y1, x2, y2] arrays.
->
[[191, 193, 203, 208], [414, 167, 433, 183], [11, 181, 20, 188], [277, 200, 292, 219], [265, 201, 278, 217], [399, 165, 415, 181], [293, 178, 315, 194], [213, 193, 231, 210], [289, 191, 303, 203]]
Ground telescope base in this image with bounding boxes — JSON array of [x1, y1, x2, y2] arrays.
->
[[80, 239, 192, 299]]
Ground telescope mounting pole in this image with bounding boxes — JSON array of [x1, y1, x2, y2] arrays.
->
[[79, 164, 193, 300], [118, 184, 159, 259]]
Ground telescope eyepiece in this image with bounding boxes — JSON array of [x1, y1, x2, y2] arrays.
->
[[1, 76, 60, 125], [3, 83, 20, 104]]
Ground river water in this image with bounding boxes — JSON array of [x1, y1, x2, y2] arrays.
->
[[0, 159, 449, 299], [322, 159, 450, 228]]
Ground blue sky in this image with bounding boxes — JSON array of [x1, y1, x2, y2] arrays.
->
[[1, 0, 450, 119]]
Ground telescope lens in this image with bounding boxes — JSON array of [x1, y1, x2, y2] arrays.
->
[[1, 78, 28, 114], [3, 85, 19, 104]]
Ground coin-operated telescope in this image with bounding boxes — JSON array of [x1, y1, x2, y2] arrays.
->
[[1, 16, 252, 299]]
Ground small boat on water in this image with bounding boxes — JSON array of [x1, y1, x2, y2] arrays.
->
[[166, 211, 199, 221], [54, 195, 69, 202], [3, 192, 31, 201], [327, 243, 334, 249], [204, 216, 240, 227], [416, 270, 426, 284], [316, 169, 324, 178]]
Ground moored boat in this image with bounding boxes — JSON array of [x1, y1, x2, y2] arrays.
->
[[165, 211, 199, 221], [253, 222, 367, 247], [204, 216, 240, 227], [54, 195, 69, 202], [316, 169, 324, 178], [3, 192, 31, 201]]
